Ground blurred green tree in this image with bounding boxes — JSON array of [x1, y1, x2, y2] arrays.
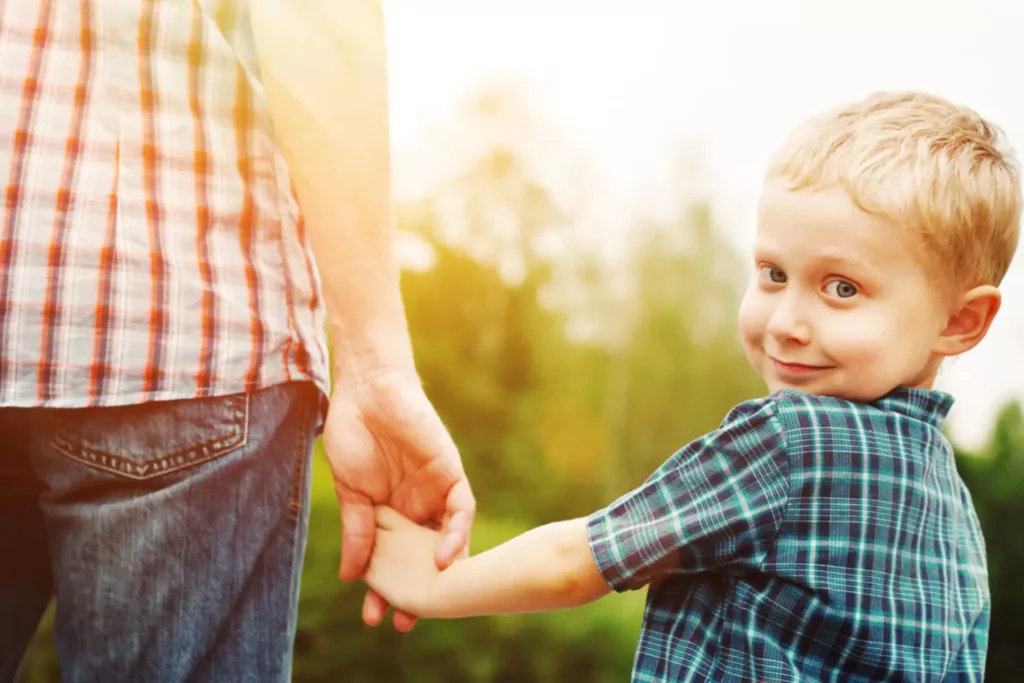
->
[[956, 401, 1024, 681], [14, 85, 1023, 683]]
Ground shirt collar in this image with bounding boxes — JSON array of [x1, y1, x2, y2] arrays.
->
[[872, 386, 955, 428]]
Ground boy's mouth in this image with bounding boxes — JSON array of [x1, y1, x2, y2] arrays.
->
[[769, 357, 832, 376]]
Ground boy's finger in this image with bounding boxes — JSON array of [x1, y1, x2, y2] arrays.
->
[[362, 589, 387, 626], [374, 505, 401, 529], [392, 609, 418, 632]]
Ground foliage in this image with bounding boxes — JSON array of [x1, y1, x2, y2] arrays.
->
[[14, 87, 1024, 683], [955, 402, 1024, 680]]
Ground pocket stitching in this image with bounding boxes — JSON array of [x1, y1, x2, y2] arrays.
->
[[52, 395, 251, 480]]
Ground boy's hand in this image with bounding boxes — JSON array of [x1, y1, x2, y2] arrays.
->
[[365, 506, 450, 618]]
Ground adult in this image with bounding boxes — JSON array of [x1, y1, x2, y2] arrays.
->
[[0, 1, 473, 681]]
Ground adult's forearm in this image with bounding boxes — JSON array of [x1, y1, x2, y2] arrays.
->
[[250, 0, 413, 373]]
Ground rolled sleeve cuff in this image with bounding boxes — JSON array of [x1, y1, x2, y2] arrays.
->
[[586, 507, 642, 593]]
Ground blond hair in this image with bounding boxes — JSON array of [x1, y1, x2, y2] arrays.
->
[[766, 91, 1021, 288]]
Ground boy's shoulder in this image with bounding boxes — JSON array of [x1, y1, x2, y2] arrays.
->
[[718, 387, 954, 452], [719, 389, 868, 431]]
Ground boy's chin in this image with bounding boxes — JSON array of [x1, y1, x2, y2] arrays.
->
[[762, 375, 838, 398], [762, 376, 897, 403]]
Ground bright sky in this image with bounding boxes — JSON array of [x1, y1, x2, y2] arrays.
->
[[383, 0, 1024, 449]]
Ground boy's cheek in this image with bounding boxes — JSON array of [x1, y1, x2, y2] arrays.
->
[[819, 314, 893, 360], [736, 303, 766, 363]]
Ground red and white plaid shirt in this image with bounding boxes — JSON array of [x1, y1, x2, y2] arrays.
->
[[0, 0, 330, 408]]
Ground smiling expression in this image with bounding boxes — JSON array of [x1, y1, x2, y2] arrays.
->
[[738, 182, 953, 401]]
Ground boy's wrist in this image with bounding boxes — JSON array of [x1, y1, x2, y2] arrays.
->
[[421, 566, 462, 619]]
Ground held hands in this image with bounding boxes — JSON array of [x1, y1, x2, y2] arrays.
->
[[364, 506, 454, 618], [322, 366, 475, 630]]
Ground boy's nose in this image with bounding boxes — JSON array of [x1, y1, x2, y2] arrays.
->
[[765, 296, 811, 345]]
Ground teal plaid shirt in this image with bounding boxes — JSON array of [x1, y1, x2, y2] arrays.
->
[[588, 388, 989, 682]]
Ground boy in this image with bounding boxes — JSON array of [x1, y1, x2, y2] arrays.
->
[[365, 91, 1021, 682]]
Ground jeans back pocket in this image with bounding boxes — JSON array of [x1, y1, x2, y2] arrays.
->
[[52, 393, 249, 481]]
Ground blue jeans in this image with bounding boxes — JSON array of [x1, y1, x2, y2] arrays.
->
[[0, 381, 320, 683]]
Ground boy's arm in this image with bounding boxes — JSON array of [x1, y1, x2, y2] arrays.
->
[[366, 399, 791, 619], [437, 518, 612, 617], [366, 508, 612, 619]]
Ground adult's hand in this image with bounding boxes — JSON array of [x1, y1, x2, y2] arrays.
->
[[249, 0, 473, 631], [323, 366, 475, 631]]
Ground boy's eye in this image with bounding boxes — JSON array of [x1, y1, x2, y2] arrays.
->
[[825, 280, 858, 298], [758, 266, 786, 284]]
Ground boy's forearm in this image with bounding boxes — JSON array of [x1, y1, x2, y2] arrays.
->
[[426, 518, 612, 619], [250, 0, 414, 374]]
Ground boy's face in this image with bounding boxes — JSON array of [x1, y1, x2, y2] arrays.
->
[[738, 182, 952, 402]]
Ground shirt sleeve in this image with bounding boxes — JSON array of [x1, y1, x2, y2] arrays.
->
[[587, 397, 791, 592]]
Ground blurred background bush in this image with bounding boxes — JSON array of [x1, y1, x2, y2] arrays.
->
[[16, 3, 1024, 680]]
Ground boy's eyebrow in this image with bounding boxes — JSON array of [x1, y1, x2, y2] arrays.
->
[[753, 245, 883, 279], [751, 242, 783, 261], [814, 253, 883, 278]]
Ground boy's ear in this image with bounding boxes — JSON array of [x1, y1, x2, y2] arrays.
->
[[933, 285, 1001, 357]]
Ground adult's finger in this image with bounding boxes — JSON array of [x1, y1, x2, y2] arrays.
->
[[339, 490, 375, 582], [434, 477, 475, 569]]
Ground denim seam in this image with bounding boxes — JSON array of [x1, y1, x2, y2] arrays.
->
[[288, 390, 310, 515], [282, 416, 313, 683], [50, 395, 250, 480]]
